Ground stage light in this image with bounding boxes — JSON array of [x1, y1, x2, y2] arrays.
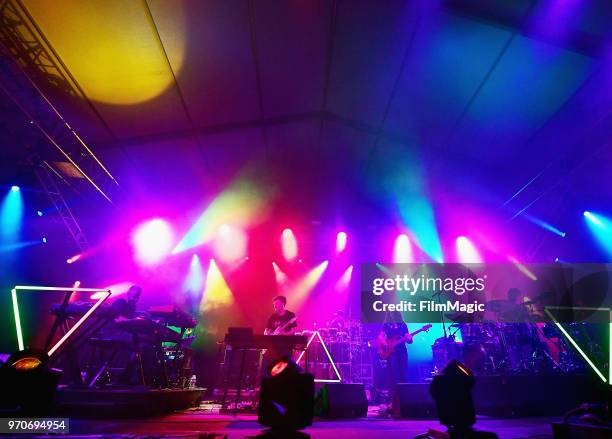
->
[[456, 236, 482, 263], [91, 281, 133, 300], [429, 360, 477, 436], [42, 237, 47, 244], [258, 358, 314, 431], [0, 348, 61, 415], [522, 213, 566, 237], [336, 231, 347, 253], [66, 253, 81, 264], [393, 234, 413, 263], [1, 185, 24, 242], [0, 240, 41, 252], [200, 259, 234, 312], [131, 218, 174, 266], [508, 255, 538, 281], [12, 356, 42, 371], [21, 2, 187, 105], [183, 254, 205, 296], [172, 178, 272, 254], [584, 210, 612, 258], [282, 228, 298, 261], [335, 265, 353, 291], [291, 261, 329, 309], [271, 360, 289, 377], [272, 262, 288, 284], [37, 210, 43, 217], [213, 224, 247, 263]]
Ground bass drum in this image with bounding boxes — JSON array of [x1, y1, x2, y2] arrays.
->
[[432, 337, 463, 373]]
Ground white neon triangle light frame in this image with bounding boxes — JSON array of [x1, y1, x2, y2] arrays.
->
[[295, 330, 342, 383], [11, 285, 112, 357], [544, 306, 611, 384]]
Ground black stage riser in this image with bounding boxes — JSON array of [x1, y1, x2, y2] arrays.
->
[[315, 383, 368, 419], [391, 375, 607, 419], [53, 388, 204, 418]]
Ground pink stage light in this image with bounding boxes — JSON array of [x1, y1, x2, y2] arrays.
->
[[456, 236, 482, 263], [281, 228, 298, 261], [132, 218, 174, 266], [272, 261, 288, 284], [91, 281, 134, 300], [213, 224, 247, 263], [393, 234, 413, 263], [335, 265, 353, 290], [66, 253, 81, 264], [336, 231, 347, 253]]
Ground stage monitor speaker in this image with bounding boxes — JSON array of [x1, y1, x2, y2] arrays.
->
[[315, 383, 368, 418], [393, 383, 438, 419], [258, 371, 314, 431]]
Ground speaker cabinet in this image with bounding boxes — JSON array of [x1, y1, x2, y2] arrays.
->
[[393, 383, 438, 419], [315, 383, 368, 418]]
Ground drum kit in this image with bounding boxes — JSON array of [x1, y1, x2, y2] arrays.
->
[[432, 299, 599, 375], [299, 312, 375, 384]]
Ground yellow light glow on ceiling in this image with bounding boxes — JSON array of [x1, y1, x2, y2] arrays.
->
[[23, 0, 184, 105]]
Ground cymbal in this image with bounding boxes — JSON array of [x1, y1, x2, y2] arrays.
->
[[445, 311, 474, 323], [485, 300, 514, 314]]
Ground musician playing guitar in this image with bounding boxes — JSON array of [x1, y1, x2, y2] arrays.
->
[[264, 295, 297, 335], [377, 311, 432, 389], [260, 296, 297, 378]]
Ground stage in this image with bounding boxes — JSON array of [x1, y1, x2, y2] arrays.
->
[[1, 0, 612, 437], [65, 410, 555, 439]]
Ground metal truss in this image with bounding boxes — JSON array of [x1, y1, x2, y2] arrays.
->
[[0, 0, 120, 205], [34, 159, 90, 251]]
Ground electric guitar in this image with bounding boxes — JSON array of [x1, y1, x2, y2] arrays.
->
[[270, 317, 297, 335], [377, 324, 432, 360]]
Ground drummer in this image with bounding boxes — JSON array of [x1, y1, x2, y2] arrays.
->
[[501, 288, 530, 322], [328, 310, 349, 331]]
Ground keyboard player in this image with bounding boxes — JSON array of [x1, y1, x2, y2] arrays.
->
[[261, 295, 298, 376]]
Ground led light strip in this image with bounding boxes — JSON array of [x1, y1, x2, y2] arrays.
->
[[14, 285, 109, 292], [544, 307, 609, 383], [296, 331, 342, 383], [11, 289, 24, 352], [11, 285, 112, 356]]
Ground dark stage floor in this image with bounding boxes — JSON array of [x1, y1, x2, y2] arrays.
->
[[64, 411, 556, 439]]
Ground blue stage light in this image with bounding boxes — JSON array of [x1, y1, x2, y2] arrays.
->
[[42, 237, 47, 243], [1, 186, 24, 242], [37, 210, 43, 217], [584, 211, 612, 258], [522, 213, 566, 237]]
